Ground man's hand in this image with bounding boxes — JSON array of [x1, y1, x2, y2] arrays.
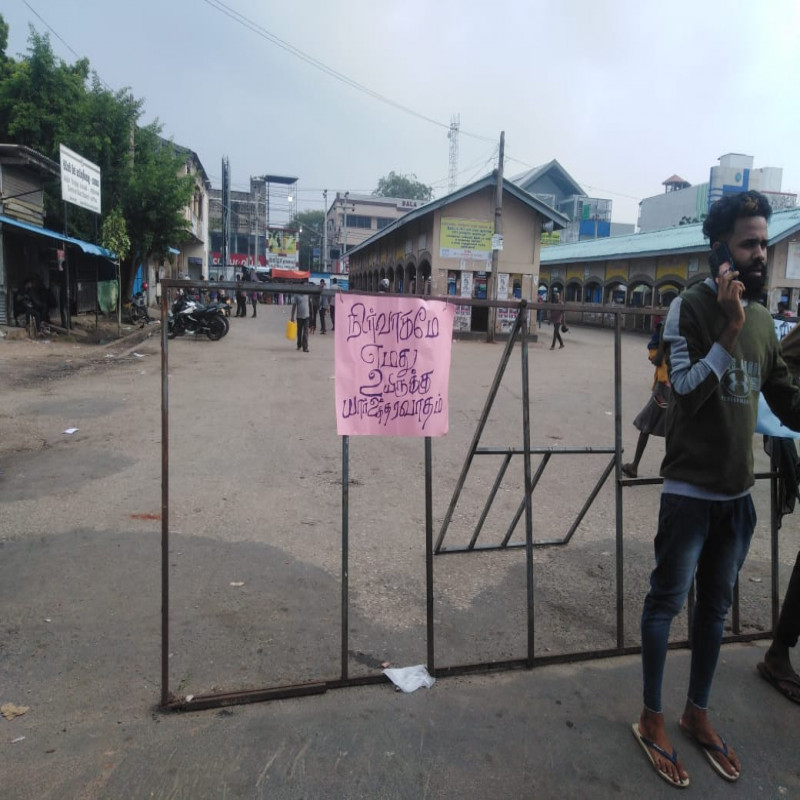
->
[[716, 265, 745, 352]]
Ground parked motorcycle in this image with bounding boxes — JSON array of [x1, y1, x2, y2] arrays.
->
[[127, 291, 151, 325], [167, 294, 228, 340]]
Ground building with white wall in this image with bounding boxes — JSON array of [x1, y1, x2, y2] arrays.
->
[[638, 153, 796, 232], [325, 192, 424, 272]]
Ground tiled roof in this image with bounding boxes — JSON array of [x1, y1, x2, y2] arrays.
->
[[346, 173, 570, 258], [541, 207, 800, 264]]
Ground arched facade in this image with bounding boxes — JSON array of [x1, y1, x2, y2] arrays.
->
[[341, 174, 569, 335]]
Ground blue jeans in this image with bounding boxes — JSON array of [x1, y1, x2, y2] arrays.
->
[[641, 493, 755, 712]]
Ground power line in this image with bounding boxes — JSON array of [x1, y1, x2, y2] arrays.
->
[[21, 1, 114, 92], [505, 151, 642, 202], [200, 0, 496, 145]]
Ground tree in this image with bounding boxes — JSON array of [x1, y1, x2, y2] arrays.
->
[[100, 206, 130, 331], [289, 210, 326, 269], [119, 125, 194, 295], [0, 16, 194, 295], [374, 171, 432, 201]]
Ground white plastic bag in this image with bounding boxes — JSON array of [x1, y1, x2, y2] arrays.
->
[[382, 664, 435, 693]]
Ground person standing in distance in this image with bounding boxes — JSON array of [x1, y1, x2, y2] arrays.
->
[[549, 289, 564, 349], [632, 190, 800, 787], [291, 287, 311, 353], [318, 278, 329, 334], [330, 277, 341, 330]]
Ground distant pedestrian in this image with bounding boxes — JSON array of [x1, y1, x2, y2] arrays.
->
[[250, 289, 258, 317], [330, 277, 341, 330], [235, 274, 247, 317], [318, 278, 329, 334], [309, 292, 319, 334], [291, 289, 310, 353], [549, 289, 565, 349]]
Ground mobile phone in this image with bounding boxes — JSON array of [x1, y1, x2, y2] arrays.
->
[[708, 242, 734, 277]]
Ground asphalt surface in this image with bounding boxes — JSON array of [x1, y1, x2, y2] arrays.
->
[[0, 304, 798, 799]]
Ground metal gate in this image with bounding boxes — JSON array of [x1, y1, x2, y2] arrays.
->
[[158, 284, 783, 711]]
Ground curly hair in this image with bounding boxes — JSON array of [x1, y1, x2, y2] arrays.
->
[[702, 190, 772, 245]]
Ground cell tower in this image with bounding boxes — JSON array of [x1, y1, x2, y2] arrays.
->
[[448, 114, 460, 193]]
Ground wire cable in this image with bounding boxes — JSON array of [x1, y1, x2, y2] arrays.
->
[[200, 0, 496, 144]]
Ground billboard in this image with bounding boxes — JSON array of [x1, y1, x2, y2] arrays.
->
[[267, 228, 298, 270]]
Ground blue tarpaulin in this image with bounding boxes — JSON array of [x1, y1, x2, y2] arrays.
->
[[0, 214, 115, 258]]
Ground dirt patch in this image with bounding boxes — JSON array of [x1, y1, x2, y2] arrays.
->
[[0, 316, 159, 389]]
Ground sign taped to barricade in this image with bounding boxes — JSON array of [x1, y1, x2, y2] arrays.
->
[[335, 295, 455, 437]]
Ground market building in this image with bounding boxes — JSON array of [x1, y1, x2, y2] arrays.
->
[[345, 173, 568, 334], [539, 205, 800, 331]]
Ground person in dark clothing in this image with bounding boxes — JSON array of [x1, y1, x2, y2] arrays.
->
[[549, 289, 564, 349], [633, 190, 800, 787], [235, 275, 247, 317], [15, 281, 43, 331], [318, 278, 329, 334], [757, 321, 800, 704], [330, 277, 341, 330], [309, 293, 319, 334]]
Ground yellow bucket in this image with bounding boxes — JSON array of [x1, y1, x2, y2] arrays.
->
[[285, 319, 297, 341]]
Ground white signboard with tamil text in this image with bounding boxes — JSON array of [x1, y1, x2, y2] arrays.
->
[[59, 145, 101, 214]]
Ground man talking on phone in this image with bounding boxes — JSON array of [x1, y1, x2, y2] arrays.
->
[[632, 190, 800, 788]]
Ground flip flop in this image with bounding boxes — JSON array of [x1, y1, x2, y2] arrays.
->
[[679, 722, 740, 782], [631, 723, 690, 788], [757, 661, 800, 705]]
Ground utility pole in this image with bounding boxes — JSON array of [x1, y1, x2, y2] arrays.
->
[[487, 131, 504, 343], [322, 189, 328, 272], [341, 191, 350, 274]]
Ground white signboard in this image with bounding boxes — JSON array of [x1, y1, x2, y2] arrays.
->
[[60, 145, 101, 214], [497, 273, 509, 301]]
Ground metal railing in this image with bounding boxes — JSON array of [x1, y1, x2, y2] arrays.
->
[[157, 287, 783, 710]]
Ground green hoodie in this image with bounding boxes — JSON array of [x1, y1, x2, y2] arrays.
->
[[661, 278, 800, 495]]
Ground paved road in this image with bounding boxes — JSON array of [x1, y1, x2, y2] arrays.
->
[[0, 306, 797, 798]]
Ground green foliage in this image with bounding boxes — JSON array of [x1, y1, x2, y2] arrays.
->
[[374, 171, 433, 201], [100, 206, 130, 261], [0, 15, 195, 294], [679, 214, 706, 226], [121, 125, 195, 287], [289, 210, 326, 268]]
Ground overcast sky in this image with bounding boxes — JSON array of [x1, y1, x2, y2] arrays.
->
[[3, 0, 799, 226]]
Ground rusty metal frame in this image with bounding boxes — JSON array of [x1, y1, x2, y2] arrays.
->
[[158, 284, 782, 711]]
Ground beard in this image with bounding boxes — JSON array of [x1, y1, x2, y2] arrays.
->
[[739, 264, 767, 300]]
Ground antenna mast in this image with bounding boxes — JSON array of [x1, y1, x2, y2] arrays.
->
[[447, 114, 460, 192]]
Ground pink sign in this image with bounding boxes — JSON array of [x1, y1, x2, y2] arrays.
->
[[334, 294, 455, 437]]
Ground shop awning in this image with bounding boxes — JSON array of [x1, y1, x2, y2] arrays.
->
[[271, 268, 310, 281], [0, 214, 114, 258]]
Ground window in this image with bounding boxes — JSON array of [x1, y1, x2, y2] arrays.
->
[[346, 214, 372, 229], [376, 217, 393, 229]]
